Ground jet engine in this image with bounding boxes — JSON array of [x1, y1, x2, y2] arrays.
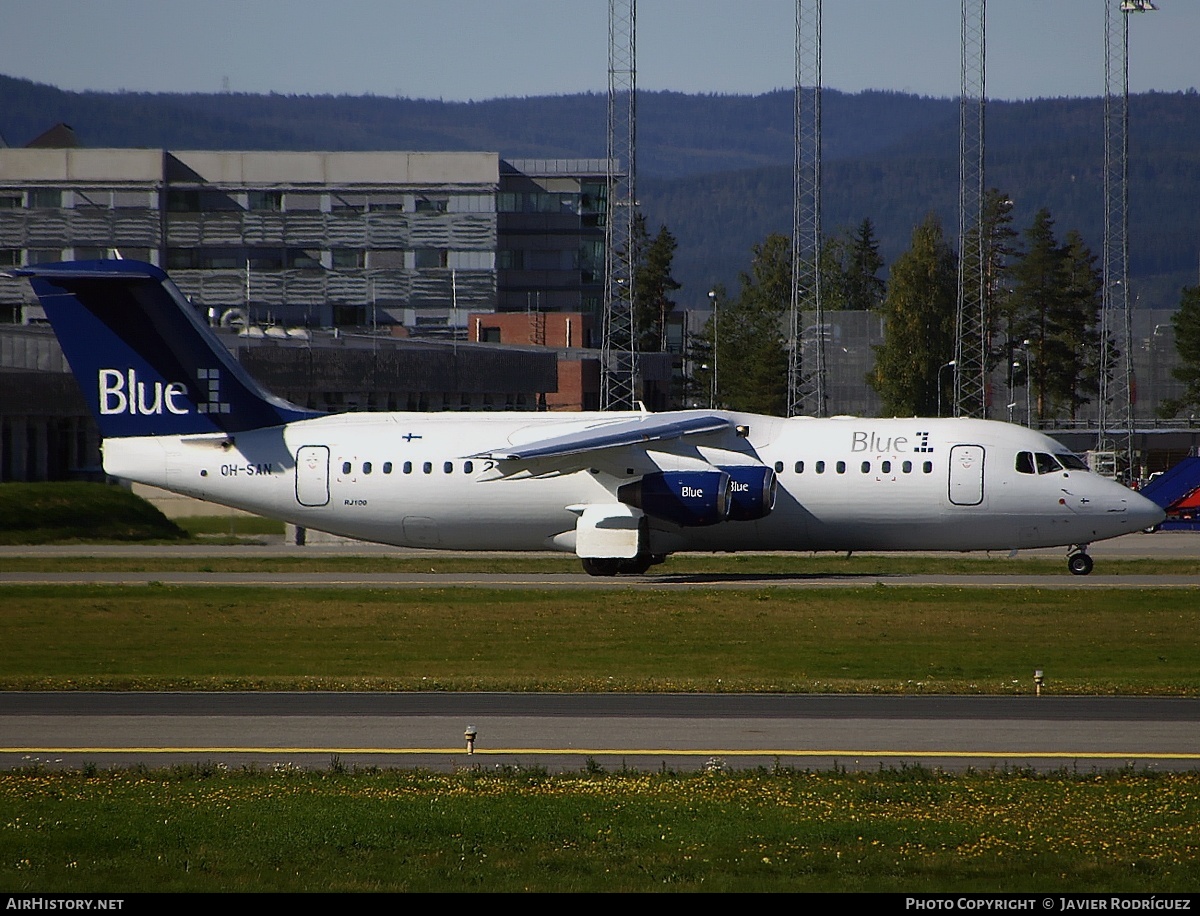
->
[[720, 465, 777, 521], [617, 470, 731, 527]]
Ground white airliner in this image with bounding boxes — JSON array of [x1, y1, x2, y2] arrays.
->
[[12, 260, 1164, 576]]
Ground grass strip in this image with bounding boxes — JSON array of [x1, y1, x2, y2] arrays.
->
[[1, 764, 1197, 892], [2, 584, 1198, 693], [0, 482, 186, 545]]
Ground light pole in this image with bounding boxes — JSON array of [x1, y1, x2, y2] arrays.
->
[[1008, 355, 1020, 423], [1014, 338, 1032, 426], [708, 289, 717, 409], [937, 360, 956, 418]]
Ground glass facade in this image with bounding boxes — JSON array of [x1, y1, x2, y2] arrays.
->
[[0, 149, 614, 332]]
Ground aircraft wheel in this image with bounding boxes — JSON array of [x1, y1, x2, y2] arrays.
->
[[581, 557, 621, 577], [617, 553, 661, 575], [1067, 552, 1094, 576]]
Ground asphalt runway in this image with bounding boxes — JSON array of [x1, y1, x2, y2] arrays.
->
[[2, 693, 1199, 774], [0, 528, 1189, 559], [1, 530, 1197, 589], [3, 570, 1199, 589]]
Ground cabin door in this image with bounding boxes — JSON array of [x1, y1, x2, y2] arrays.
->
[[948, 444, 985, 506], [295, 445, 330, 507]]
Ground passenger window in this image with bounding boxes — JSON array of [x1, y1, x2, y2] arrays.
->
[[403, 461, 412, 474], [795, 461, 804, 474], [1016, 452, 1035, 475], [774, 461, 784, 473], [464, 460, 474, 474], [443, 461, 453, 474], [342, 461, 351, 475], [815, 461, 825, 474], [363, 462, 372, 474], [881, 460, 891, 473], [923, 461, 932, 474], [383, 462, 393, 474], [861, 461, 870, 473], [836, 461, 846, 474], [902, 460, 912, 473], [423, 462, 432, 474]]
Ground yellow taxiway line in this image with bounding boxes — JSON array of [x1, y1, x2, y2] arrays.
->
[[5, 747, 1200, 760]]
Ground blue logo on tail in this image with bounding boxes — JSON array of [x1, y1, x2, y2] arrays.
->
[[98, 368, 190, 417], [195, 369, 230, 415]]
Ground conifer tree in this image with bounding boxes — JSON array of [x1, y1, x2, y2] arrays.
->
[[695, 234, 791, 414], [845, 218, 886, 311], [632, 217, 681, 352], [869, 214, 958, 416], [1007, 209, 1064, 421], [1007, 209, 1104, 421], [820, 218, 885, 312], [973, 190, 1019, 375], [1161, 285, 1200, 417], [1054, 230, 1104, 419]]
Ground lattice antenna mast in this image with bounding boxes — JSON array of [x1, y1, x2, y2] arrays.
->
[[601, 0, 638, 411], [788, 0, 824, 417], [954, 0, 987, 419], [1098, 1, 1154, 462]]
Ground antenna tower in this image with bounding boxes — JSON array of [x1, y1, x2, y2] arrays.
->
[[954, 0, 987, 419], [788, 0, 824, 417], [1098, 1, 1155, 465], [601, 0, 638, 410]]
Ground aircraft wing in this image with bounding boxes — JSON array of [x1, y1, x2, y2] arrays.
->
[[470, 411, 733, 473]]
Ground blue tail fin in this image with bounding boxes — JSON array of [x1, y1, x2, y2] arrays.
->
[[1140, 456, 1200, 510], [11, 259, 321, 438]]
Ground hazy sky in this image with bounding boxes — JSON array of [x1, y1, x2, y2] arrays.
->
[[1, 1, 1194, 101]]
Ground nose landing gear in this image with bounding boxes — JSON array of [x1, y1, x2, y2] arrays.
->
[[1067, 546, 1094, 576]]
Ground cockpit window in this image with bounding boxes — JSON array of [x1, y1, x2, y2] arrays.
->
[[1018, 451, 1081, 475], [1035, 452, 1062, 475]]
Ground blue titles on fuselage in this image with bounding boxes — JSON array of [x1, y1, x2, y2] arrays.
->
[[850, 429, 934, 454]]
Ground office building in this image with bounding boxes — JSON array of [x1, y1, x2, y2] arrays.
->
[[0, 146, 609, 330]]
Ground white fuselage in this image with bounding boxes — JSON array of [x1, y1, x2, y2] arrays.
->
[[101, 411, 1163, 554]]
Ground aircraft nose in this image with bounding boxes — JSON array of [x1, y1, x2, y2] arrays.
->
[[1129, 489, 1167, 530]]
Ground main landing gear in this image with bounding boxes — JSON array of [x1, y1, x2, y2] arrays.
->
[[1067, 545, 1094, 576], [580, 554, 667, 577]]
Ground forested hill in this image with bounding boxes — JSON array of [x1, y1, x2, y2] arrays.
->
[[649, 92, 1200, 309], [2, 74, 1198, 308], [0, 74, 952, 178]]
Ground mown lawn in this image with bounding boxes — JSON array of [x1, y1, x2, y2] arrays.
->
[[1, 584, 1197, 693], [2, 764, 1197, 892]]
